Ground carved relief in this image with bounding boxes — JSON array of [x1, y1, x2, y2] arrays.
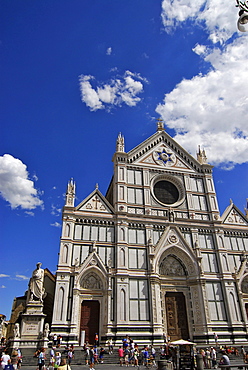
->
[[159, 256, 186, 276], [191, 287, 202, 324], [161, 246, 196, 275], [81, 272, 103, 290], [153, 147, 176, 167], [152, 284, 157, 321]]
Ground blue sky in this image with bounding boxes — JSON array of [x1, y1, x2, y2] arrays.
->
[[1, 0, 248, 319]]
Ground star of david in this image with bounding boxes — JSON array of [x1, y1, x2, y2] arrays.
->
[[157, 149, 173, 164]]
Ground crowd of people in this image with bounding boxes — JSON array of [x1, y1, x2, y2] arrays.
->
[[0, 345, 22, 370], [2, 331, 248, 370]]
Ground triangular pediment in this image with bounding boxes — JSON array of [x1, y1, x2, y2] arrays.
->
[[139, 143, 192, 171], [221, 202, 248, 226], [75, 247, 108, 290], [127, 130, 213, 174], [154, 225, 194, 256], [76, 188, 114, 214], [153, 226, 200, 276]]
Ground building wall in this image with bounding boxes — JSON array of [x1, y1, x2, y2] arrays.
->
[[51, 127, 248, 346]]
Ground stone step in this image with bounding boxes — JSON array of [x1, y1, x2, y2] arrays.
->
[[18, 346, 245, 367]]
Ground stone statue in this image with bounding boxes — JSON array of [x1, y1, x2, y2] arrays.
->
[[14, 323, 20, 338], [29, 262, 46, 302], [43, 323, 50, 339]]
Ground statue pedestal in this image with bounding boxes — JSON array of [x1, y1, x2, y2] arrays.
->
[[19, 301, 46, 348]]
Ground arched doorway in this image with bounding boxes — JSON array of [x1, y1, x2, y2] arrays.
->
[[159, 253, 190, 341], [165, 292, 189, 341], [80, 300, 100, 344]]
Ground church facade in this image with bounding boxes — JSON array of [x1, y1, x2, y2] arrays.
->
[[51, 121, 248, 346]]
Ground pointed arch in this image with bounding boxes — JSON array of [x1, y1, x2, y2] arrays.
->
[[229, 292, 240, 321], [120, 227, 125, 241], [120, 248, 125, 266], [120, 289, 126, 321], [65, 223, 70, 237], [62, 244, 68, 263], [57, 287, 64, 321], [156, 246, 198, 277]]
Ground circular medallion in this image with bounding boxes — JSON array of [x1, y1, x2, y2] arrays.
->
[[153, 147, 176, 167]]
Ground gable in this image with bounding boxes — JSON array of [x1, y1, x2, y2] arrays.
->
[[222, 203, 248, 226], [127, 130, 212, 174], [152, 225, 200, 276], [138, 143, 192, 171], [76, 188, 114, 214]]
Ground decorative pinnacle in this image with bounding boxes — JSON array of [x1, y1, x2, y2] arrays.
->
[[116, 132, 125, 152], [197, 145, 208, 164], [156, 118, 164, 132]]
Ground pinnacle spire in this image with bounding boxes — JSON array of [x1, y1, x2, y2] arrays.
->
[[197, 145, 208, 164], [156, 118, 164, 132], [116, 132, 125, 152], [65, 178, 76, 207]]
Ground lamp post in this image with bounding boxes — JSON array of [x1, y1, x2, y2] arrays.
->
[[236, 0, 248, 32]]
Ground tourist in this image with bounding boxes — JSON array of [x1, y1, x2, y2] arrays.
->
[[10, 351, 18, 370], [99, 347, 105, 363], [219, 352, 230, 370], [107, 338, 113, 354], [1, 352, 10, 369], [124, 347, 129, 366], [4, 360, 14, 370], [211, 347, 217, 369], [143, 347, 149, 367], [53, 334, 58, 347], [205, 348, 211, 369], [133, 347, 139, 367], [48, 347, 55, 369], [94, 333, 98, 346], [38, 348, 46, 370], [55, 352, 61, 367], [89, 347, 94, 365], [57, 358, 71, 370], [151, 346, 156, 367], [67, 349, 73, 365], [84, 345, 90, 365], [57, 335, 62, 348], [241, 346, 246, 361], [118, 346, 124, 366]]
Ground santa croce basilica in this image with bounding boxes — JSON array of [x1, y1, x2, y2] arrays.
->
[[8, 120, 248, 348]]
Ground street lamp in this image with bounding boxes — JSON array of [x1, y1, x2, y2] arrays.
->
[[236, 0, 248, 32]]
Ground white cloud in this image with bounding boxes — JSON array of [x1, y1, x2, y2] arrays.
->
[[192, 43, 207, 56], [51, 204, 61, 216], [0, 274, 10, 278], [15, 274, 29, 280], [158, 1, 248, 167], [106, 47, 112, 55], [0, 285, 6, 289], [156, 37, 248, 166], [0, 154, 43, 209], [79, 75, 104, 111], [79, 71, 146, 111], [161, 0, 241, 44], [51, 222, 61, 228], [25, 211, 35, 216]]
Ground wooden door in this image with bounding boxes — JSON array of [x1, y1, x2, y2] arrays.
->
[[165, 292, 189, 340], [80, 300, 100, 345]]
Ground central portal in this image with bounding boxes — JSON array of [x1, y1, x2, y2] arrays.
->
[[165, 292, 189, 340], [80, 300, 100, 344]]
